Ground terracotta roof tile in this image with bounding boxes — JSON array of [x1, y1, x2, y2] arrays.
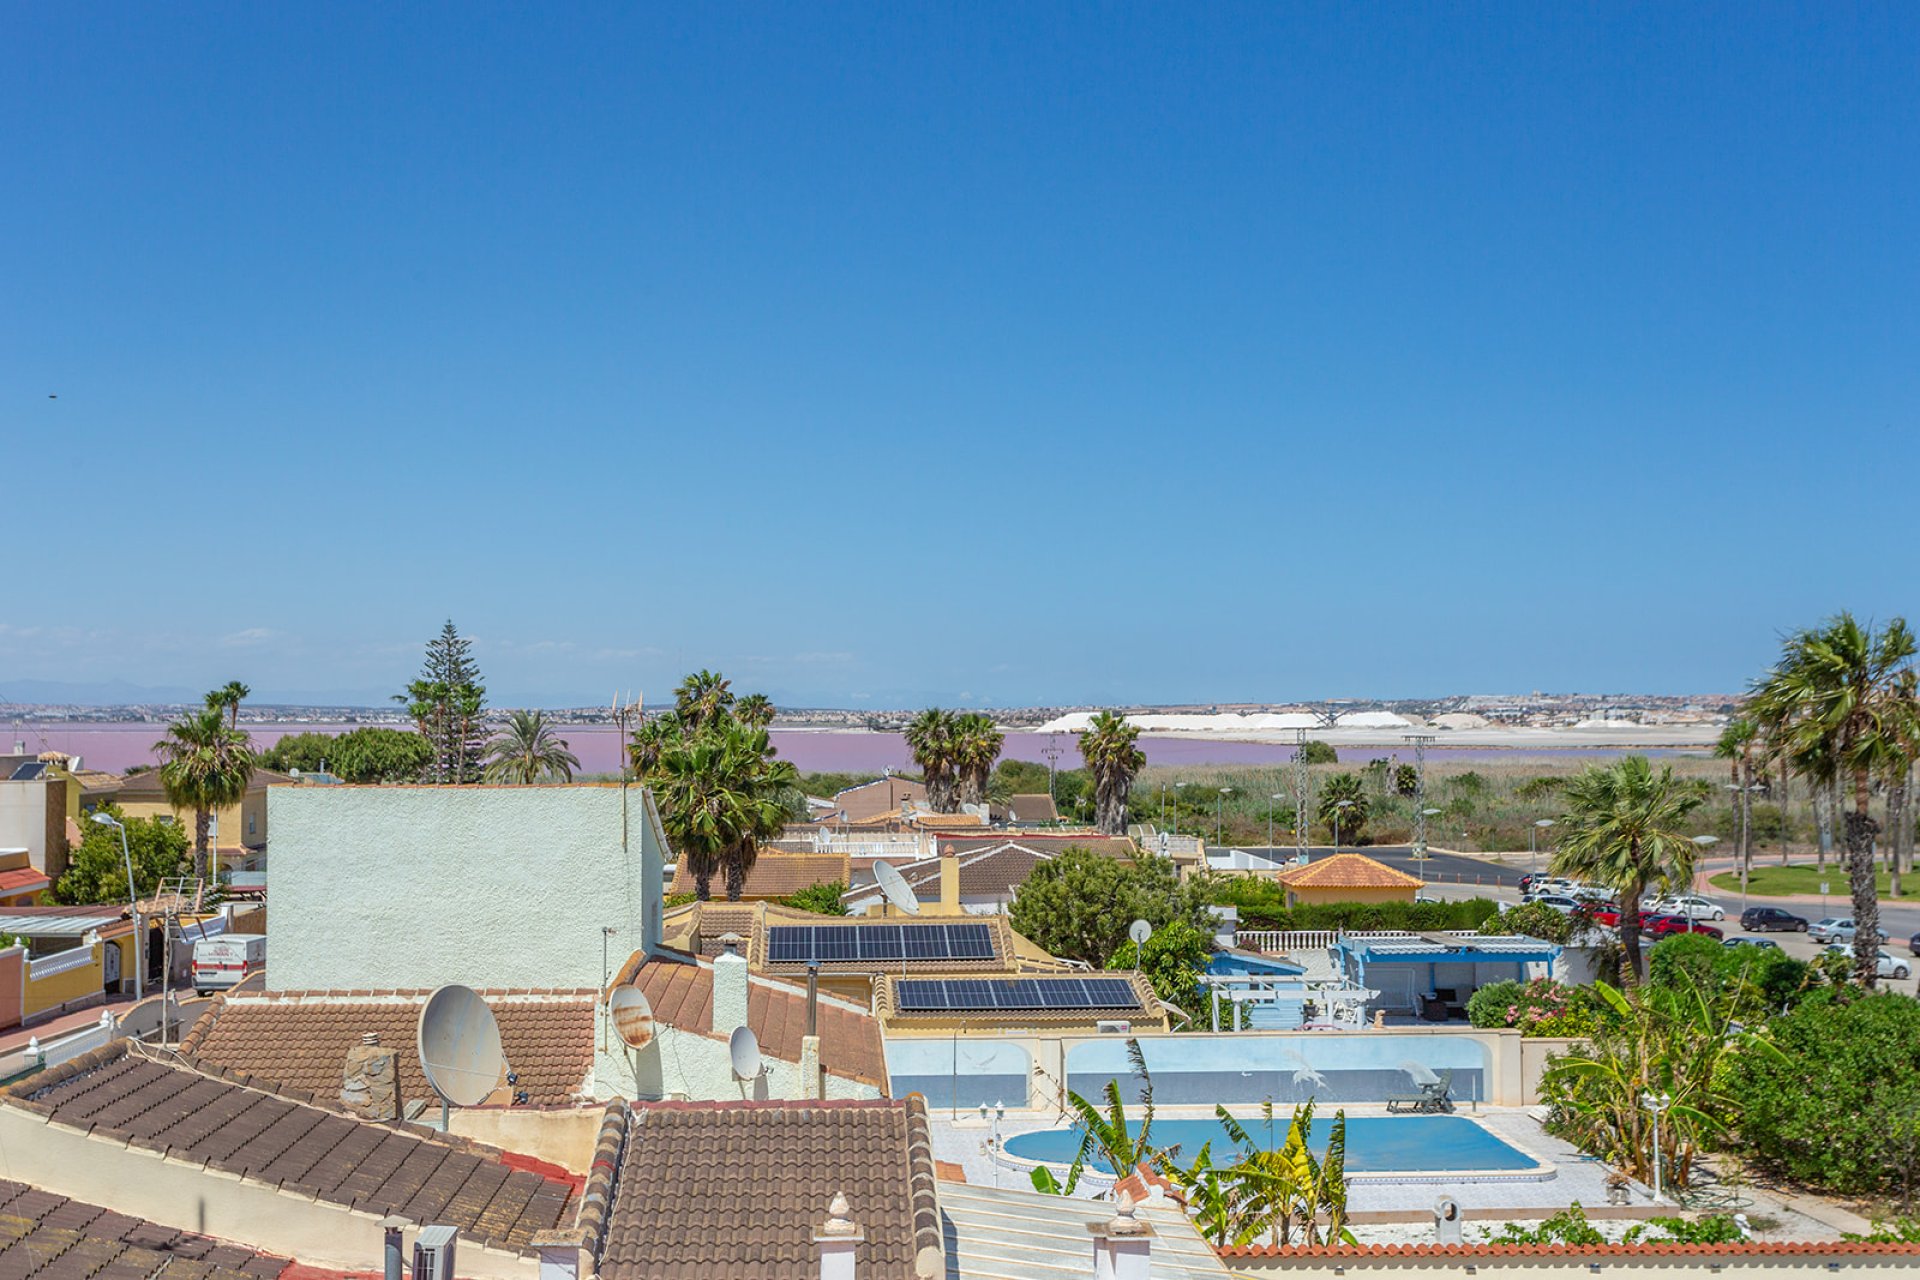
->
[[180, 989, 595, 1106], [4, 1043, 577, 1254], [0, 1177, 289, 1280], [1278, 852, 1424, 890], [625, 955, 886, 1087], [1006, 794, 1059, 822], [668, 853, 848, 900], [598, 1098, 940, 1280]]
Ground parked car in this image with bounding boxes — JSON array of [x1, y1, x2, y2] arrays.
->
[[1650, 895, 1726, 921], [1522, 879, 1574, 902], [1811, 917, 1889, 944], [1910, 931, 1920, 959], [1643, 914, 1723, 939], [1810, 917, 1849, 943], [1740, 906, 1810, 933], [1823, 944, 1911, 980], [1723, 936, 1782, 951], [1529, 894, 1582, 914]]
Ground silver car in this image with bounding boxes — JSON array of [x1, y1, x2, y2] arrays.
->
[[1823, 944, 1911, 980]]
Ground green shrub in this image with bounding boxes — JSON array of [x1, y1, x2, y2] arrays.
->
[[1648, 933, 1812, 1019], [1466, 978, 1599, 1037], [778, 880, 850, 915], [1722, 992, 1920, 1197], [1207, 880, 1498, 932]]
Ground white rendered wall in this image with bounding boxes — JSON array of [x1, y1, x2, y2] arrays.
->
[[593, 1023, 879, 1103], [267, 785, 664, 992]]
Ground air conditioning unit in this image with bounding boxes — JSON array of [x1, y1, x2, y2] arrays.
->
[[413, 1226, 458, 1280], [1095, 1020, 1132, 1034]]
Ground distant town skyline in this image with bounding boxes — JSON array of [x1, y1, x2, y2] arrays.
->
[[7, 8, 1916, 709]]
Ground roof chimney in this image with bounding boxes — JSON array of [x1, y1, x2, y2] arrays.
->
[[815, 1193, 863, 1280], [713, 934, 750, 1042], [342, 1031, 400, 1122], [1090, 1192, 1152, 1280]]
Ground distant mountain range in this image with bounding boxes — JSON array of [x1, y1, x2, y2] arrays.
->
[[0, 678, 400, 709]]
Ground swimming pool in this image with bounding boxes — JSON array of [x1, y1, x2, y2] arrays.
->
[[1000, 1114, 1543, 1180]]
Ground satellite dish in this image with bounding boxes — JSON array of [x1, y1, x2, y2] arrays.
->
[[872, 860, 921, 916], [729, 1025, 763, 1080], [1128, 919, 1153, 947], [417, 985, 506, 1108], [609, 985, 657, 1051]]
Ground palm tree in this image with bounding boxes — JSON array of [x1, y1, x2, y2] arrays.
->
[[735, 693, 775, 729], [1550, 756, 1705, 986], [1750, 613, 1919, 985], [153, 706, 258, 882], [1080, 711, 1146, 836], [483, 710, 582, 784], [1715, 717, 1757, 887], [952, 712, 1004, 808], [674, 669, 735, 732], [904, 708, 959, 813], [640, 720, 797, 901], [208, 681, 251, 730], [628, 712, 685, 776], [1316, 772, 1369, 845]]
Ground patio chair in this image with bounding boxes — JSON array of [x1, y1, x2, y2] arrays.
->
[[1385, 1068, 1455, 1114]]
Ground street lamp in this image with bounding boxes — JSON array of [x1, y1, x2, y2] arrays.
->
[[1641, 1090, 1673, 1201], [1531, 818, 1556, 876], [88, 813, 143, 999], [1216, 788, 1233, 846], [1269, 793, 1286, 853], [1691, 834, 1726, 910], [1416, 808, 1442, 863], [1332, 799, 1355, 852]]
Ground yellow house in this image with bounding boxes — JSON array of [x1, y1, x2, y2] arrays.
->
[[1277, 852, 1423, 907], [112, 768, 292, 872]]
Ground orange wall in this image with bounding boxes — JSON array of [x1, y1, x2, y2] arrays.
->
[[0, 949, 22, 1030]]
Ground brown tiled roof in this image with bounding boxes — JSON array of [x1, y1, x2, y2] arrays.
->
[[0, 1178, 288, 1280], [873, 840, 1132, 903], [937, 833, 1138, 859], [668, 852, 848, 900], [179, 988, 596, 1106], [618, 953, 886, 1086], [1279, 852, 1423, 890], [6, 1043, 577, 1253], [598, 1098, 941, 1280], [1006, 794, 1059, 823], [116, 768, 294, 799]]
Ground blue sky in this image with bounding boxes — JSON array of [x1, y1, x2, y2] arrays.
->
[[4, 5, 1916, 708]]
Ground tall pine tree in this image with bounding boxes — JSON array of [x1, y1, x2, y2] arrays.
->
[[403, 621, 488, 783]]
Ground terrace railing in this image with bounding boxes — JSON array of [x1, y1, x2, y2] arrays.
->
[[1234, 928, 1481, 954]]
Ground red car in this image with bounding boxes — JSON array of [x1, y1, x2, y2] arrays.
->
[[1584, 906, 1723, 939]]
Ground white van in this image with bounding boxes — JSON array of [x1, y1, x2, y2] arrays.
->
[[192, 934, 265, 995]]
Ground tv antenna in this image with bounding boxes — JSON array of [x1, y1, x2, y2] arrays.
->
[[418, 984, 507, 1129], [872, 860, 920, 917], [1293, 729, 1311, 860], [1405, 734, 1436, 860], [1041, 733, 1064, 802]]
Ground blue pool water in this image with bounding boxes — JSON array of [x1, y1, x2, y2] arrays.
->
[[1002, 1114, 1534, 1174]]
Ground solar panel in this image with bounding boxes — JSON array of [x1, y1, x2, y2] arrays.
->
[[765, 927, 811, 963], [896, 980, 945, 1010], [1082, 978, 1142, 1007], [947, 923, 994, 959], [890, 976, 1145, 1013], [764, 922, 999, 964]]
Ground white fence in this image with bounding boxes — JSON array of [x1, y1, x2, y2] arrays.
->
[[1234, 929, 1482, 954], [0, 1009, 116, 1083], [27, 943, 97, 981]]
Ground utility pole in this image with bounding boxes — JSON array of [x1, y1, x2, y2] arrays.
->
[[1406, 734, 1435, 860], [1293, 730, 1310, 862], [1042, 733, 1063, 804]]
